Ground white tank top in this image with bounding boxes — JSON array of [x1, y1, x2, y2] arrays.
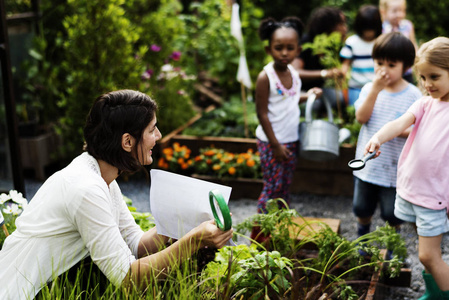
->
[[256, 62, 302, 143]]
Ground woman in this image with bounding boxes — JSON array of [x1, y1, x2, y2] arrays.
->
[[0, 89, 233, 299]]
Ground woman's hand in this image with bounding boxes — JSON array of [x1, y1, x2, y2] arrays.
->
[[193, 220, 233, 249]]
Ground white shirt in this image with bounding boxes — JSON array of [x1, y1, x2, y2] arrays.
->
[[255, 62, 302, 143], [0, 152, 143, 299], [340, 34, 375, 89]]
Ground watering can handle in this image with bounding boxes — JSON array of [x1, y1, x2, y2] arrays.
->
[[304, 93, 334, 123]]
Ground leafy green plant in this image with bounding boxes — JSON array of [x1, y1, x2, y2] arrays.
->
[[234, 199, 407, 299], [303, 32, 348, 122], [202, 244, 294, 299], [183, 96, 259, 138]]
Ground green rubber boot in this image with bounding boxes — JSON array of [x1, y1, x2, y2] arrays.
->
[[418, 271, 442, 300]]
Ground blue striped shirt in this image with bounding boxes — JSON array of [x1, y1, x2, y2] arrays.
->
[[353, 82, 422, 187]]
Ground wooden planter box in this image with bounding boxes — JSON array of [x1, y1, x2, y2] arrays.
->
[[158, 112, 356, 198]]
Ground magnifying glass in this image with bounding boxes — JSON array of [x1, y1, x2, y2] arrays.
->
[[348, 151, 377, 170], [209, 189, 232, 231]]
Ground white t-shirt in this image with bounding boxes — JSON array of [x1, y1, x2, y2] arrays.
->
[[255, 62, 302, 143], [0, 152, 144, 299], [340, 34, 375, 89]]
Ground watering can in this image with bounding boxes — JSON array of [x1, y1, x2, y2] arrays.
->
[[299, 93, 339, 161]]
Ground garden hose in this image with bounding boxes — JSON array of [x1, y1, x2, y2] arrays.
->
[[209, 189, 232, 231]]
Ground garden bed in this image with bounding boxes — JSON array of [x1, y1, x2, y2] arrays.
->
[[158, 108, 356, 198]]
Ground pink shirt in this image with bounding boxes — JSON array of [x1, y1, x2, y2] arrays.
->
[[397, 96, 449, 212]]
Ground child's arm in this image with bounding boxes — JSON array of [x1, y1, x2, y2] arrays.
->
[[255, 71, 290, 161], [365, 111, 415, 157], [355, 68, 390, 124], [340, 59, 351, 78]]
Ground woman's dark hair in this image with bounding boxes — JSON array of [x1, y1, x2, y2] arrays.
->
[[372, 32, 416, 72], [258, 16, 304, 45], [84, 89, 158, 174], [307, 6, 345, 40], [354, 5, 382, 38]]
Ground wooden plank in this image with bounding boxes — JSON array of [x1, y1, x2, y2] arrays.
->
[[194, 83, 223, 106]]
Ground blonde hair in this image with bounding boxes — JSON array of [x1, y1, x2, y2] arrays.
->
[[379, 0, 406, 12], [415, 37, 449, 72]]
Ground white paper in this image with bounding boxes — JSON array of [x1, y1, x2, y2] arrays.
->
[[150, 170, 235, 245]]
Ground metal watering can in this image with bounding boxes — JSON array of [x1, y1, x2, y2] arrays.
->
[[299, 93, 339, 161]]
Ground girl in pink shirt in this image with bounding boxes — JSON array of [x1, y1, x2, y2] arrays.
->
[[364, 37, 449, 299]]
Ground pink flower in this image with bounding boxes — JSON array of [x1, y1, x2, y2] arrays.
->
[[170, 51, 181, 61], [150, 44, 161, 52], [141, 69, 154, 80]]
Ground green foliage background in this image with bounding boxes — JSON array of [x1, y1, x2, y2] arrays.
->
[[10, 0, 449, 162]]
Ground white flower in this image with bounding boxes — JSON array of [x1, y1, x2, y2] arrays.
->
[[9, 190, 27, 205], [0, 193, 10, 205], [3, 203, 22, 216], [161, 64, 173, 72]]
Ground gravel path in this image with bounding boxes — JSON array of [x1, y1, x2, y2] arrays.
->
[[25, 177, 449, 299]]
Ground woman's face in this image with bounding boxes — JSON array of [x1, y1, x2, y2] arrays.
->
[[137, 116, 162, 165]]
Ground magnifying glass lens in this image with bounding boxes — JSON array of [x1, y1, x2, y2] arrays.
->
[[350, 160, 364, 169]]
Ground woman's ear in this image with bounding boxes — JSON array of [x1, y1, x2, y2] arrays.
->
[[121, 133, 134, 153]]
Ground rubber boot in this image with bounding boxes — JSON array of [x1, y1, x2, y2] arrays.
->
[[418, 270, 442, 300]]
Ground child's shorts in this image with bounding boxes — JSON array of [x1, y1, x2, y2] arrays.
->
[[395, 193, 449, 237]]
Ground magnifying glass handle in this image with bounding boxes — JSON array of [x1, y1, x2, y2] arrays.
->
[[362, 151, 376, 162]]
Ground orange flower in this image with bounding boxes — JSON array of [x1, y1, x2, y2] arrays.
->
[[177, 157, 185, 164], [187, 159, 193, 165], [173, 142, 181, 151], [203, 150, 216, 156], [216, 153, 223, 159], [181, 163, 189, 170], [237, 157, 244, 164], [184, 152, 190, 159], [194, 156, 202, 162], [158, 158, 166, 168], [166, 154, 173, 161], [228, 166, 236, 175], [163, 148, 173, 155], [206, 159, 212, 165], [212, 164, 221, 171], [248, 149, 254, 153], [246, 159, 255, 167]]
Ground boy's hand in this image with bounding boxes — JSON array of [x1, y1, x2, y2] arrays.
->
[[372, 68, 390, 92]]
